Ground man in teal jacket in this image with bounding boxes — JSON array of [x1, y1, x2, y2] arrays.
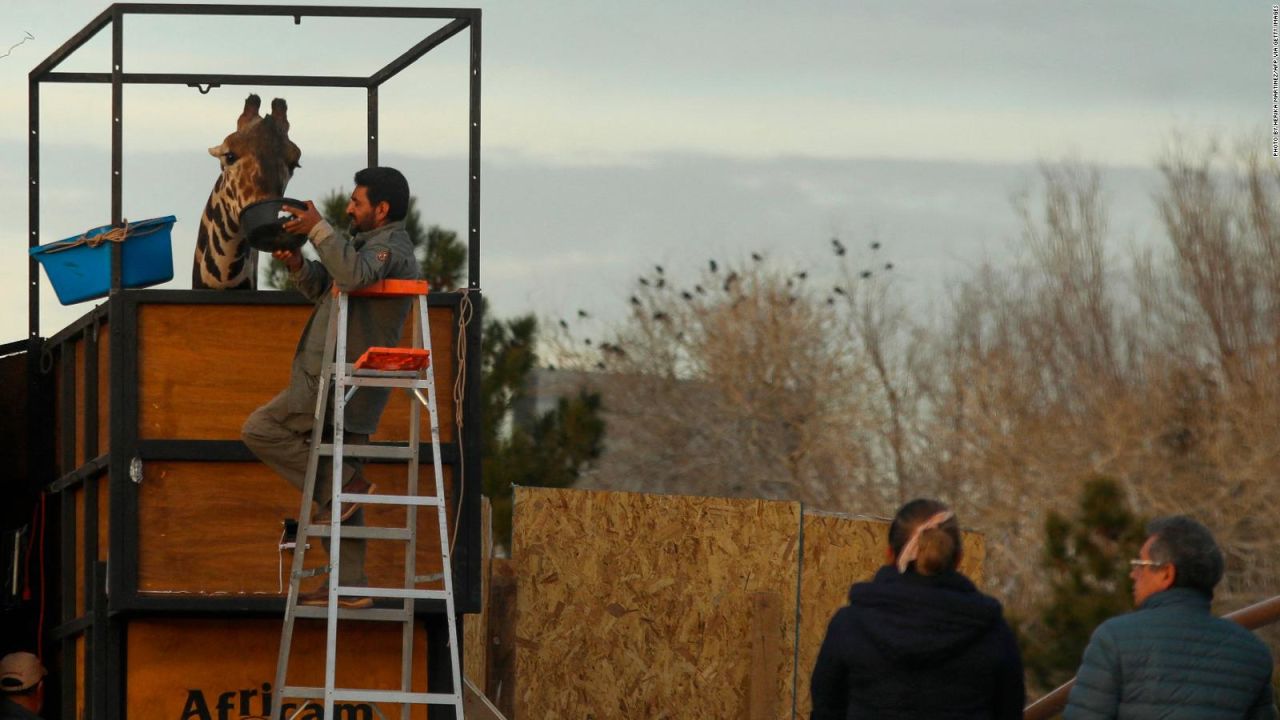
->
[[1064, 515, 1276, 719]]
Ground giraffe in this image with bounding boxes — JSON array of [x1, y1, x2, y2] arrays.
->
[[192, 94, 301, 289]]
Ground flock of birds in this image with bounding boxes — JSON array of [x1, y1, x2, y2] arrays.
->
[[555, 238, 895, 370]]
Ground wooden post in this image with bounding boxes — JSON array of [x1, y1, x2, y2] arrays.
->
[[487, 558, 518, 719], [749, 590, 782, 720]]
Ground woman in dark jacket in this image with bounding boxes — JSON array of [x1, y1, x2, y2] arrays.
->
[[810, 498, 1025, 720]]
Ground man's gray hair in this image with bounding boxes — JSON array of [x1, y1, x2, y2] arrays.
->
[[1146, 515, 1224, 597]]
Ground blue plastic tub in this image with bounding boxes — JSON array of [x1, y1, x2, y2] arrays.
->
[[30, 216, 176, 305]]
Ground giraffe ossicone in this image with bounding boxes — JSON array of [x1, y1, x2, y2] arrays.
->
[[192, 94, 302, 290]]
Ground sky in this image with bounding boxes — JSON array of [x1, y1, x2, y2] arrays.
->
[[0, 1, 1265, 342]]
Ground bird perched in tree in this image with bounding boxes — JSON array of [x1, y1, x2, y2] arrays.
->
[[709, 259, 718, 273], [681, 291, 694, 300], [860, 270, 872, 279], [578, 309, 590, 318], [751, 252, 763, 262], [831, 237, 847, 256], [630, 295, 642, 306], [695, 284, 705, 294], [655, 264, 665, 274], [833, 286, 846, 296], [559, 319, 569, 329], [870, 241, 881, 250], [639, 277, 650, 286]]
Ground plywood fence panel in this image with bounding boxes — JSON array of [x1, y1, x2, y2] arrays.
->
[[137, 302, 457, 443], [136, 460, 452, 596], [125, 617, 429, 719], [512, 486, 800, 720]]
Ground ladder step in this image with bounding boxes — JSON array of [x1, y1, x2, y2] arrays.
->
[[307, 525, 412, 540], [282, 686, 460, 705], [293, 606, 409, 622], [317, 443, 413, 460], [338, 493, 443, 507], [337, 375, 434, 389], [338, 586, 451, 601], [355, 347, 431, 372]]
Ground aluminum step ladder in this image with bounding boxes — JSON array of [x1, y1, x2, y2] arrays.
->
[[272, 278, 463, 719]]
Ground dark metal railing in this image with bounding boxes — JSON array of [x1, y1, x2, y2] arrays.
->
[[1023, 593, 1280, 720]]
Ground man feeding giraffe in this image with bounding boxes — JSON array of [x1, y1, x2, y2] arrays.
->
[[193, 94, 301, 289], [241, 167, 421, 606]]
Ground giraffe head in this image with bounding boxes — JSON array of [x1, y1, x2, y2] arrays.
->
[[193, 94, 301, 289], [207, 94, 301, 207]]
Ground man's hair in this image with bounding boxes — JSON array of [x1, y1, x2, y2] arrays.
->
[[889, 498, 961, 575], [353, 166, 410, 222], [1147, 515, 1224, 597]]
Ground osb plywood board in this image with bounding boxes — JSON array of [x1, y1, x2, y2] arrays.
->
[[512, 486, 800, 720], [136, 303, 457, 443], [795, 511, 986, 719], [137, 460, 453, 595], [126, 617, 428, 719]]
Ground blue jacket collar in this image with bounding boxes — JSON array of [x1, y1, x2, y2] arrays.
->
[[1140, 586, 1212, 612]]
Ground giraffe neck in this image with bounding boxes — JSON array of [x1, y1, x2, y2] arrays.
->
[[192, 170, 256, 289]]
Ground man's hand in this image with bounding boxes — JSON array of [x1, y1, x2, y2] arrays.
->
[[273, 248, 303, 272], [281, 200, 322, 236]]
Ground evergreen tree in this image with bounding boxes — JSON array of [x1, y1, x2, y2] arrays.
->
[[1020, 476, 1146, 689]]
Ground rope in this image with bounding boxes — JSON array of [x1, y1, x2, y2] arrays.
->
[[449, 288, 475, 552], [41, 219, 165, 254]]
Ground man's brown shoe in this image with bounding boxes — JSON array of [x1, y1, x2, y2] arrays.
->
[[297, 587, 373, 609], [313, 478, 378, 524]]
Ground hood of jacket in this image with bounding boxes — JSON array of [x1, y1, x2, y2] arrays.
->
[[847, 565, 1004, 666]]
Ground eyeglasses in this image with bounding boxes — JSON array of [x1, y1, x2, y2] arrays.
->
[[1128, 559, 1167, 569]]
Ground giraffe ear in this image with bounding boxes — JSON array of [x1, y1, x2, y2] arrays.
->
[[238, 94, 262, 131], [270, 98, 289, 133]]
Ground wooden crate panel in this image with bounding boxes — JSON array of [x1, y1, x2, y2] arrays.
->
[[136, 303, 457, 443], [71, 484, 109, 617], [512, 486, 800, 719], [795, 511, 986, 719], [125, 617, 429, 719], [137, 460, 454, 596]]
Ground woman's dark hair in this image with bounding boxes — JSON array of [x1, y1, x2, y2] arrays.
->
[[889, 498, 961, 575], [353, 166, 410, 221]]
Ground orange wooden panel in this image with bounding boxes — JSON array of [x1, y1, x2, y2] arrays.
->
[[137, 460, 455, 596], [74, 635, 85, 720], [96, 322, 109, 456], [74, 487, 83, 617], [126, 617, 429, 719], [137, 303, 458, 443]]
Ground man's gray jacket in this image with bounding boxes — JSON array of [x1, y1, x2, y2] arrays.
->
[[287, 218, 419, 434], [1064, 587, 1277, 719]]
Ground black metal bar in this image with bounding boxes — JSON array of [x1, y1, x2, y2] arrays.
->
[[467, 13, 482, 289], [0, 339, 29, 356], [425, 613, 459, 720], [110, 292, 140, 606], [367, 86, 378, 167], [135, 439, 461, 464], [59, 347, 77, 621], [459, 291, 483, 612], [50, 455, 110, 494], [110, 10, 124, 293], [81, 321, 101, 720], [43, 72, 369, 88], [115, 4, 474, 20], [28, 79, 39, 340], [110, 592, 448, 616], [29, 6, 113, 79], [90, 561, 110, 719], [51, 615, 94, 641], [45, 303, 113, 351], [370, 17, 470, 87]]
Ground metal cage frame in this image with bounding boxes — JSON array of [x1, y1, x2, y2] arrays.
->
[[26, 6, 483, 718]]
